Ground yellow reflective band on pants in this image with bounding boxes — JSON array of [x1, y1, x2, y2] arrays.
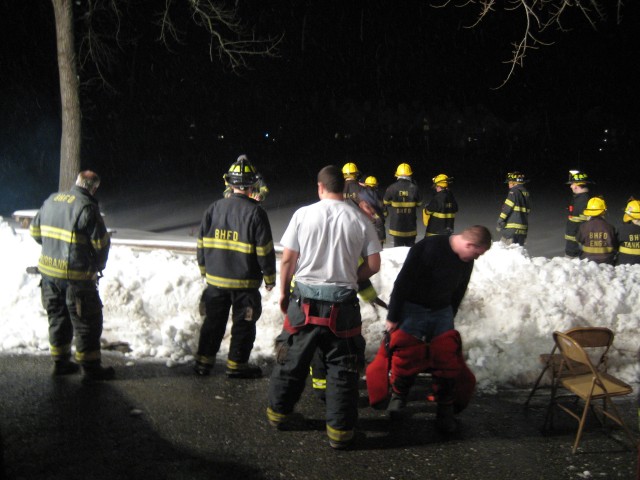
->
[[312, 377, 327, 391], [50, 343, 72, 357], [75, 350, 101, 362], [266, 407, 287, 425], [326, 424, 354, 443]]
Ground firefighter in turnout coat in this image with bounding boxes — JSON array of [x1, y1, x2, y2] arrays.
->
[[565, 170, 592, 258], [384, 163, 422, 247], [617, 199, 640, 265], [30, 171, 114, 380], [194, 157, 276, 378], [424, 174, 458, 237], [497, 172, 531, 246], [576, 197, 618, 265]]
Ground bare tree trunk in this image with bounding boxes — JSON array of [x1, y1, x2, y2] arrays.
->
[[52, 0, 81, 191]]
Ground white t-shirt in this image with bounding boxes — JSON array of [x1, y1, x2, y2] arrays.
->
[[281, 199, 382, 290]]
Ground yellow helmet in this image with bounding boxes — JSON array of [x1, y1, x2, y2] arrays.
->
[[583, 197, 607, 217], [395, 163, 413, 177], [623, 199, 640, 222], [342, 162, 359, 178], [432, 173, 451, 188], [364, 176, 378, 187]]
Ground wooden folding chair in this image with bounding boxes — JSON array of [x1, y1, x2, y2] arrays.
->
[[549, 331, 637, 454], [525, 327, 613, 408]]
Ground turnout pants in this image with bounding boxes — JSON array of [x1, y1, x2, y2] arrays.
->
[[40, 278, 104, 363], [268, 290, 364, 445], [196, 286, 262, 365], [268, 326, 365, 444]]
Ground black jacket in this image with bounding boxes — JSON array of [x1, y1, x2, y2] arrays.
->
[[425, 188, 458, 236], [197, 193, 276, 289], [617, 222, 640, 265], [576, 216, 618, 265], [30, 185, 110, 282], [383, 178, 422, 237], [497, 184, 530, 239], [387, 235, 473, 323]]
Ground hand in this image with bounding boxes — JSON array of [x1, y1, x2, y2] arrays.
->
[[265, 284, 274, 292], [279, 293, 290, 314], [385, 320, 398, 332]]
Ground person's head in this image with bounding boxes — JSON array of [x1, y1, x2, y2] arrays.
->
[[566, 169, 591, 193], [432, 173, 451, 191], [224, 155, 258, 194], [505, 171, 526, 188], [450, 225, 492, 262], [395, 163, 413, 179], [623, 199, 640, 224], [364, 176, 378, 189], [342, 162, 359, 180], [583, 196, 607, 218], [318, 165, 345, 196], [76, 171, 101, 195]]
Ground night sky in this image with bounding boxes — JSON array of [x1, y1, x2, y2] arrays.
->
[[1, 1, 639, 215]]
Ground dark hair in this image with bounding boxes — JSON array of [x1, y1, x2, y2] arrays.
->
[[317, 165, 344, 193], [461, 225, 492, 249]]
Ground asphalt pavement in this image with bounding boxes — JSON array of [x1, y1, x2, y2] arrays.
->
[[1, 353, 637, 480]]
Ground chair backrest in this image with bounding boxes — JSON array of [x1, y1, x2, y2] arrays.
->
[[553, 331, 598, 375], [564, 326, 613, 369]]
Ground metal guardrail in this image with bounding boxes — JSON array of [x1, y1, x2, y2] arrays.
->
[[12, 210, 283, 256]]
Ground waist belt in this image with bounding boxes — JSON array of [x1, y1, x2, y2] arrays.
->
[[283, 299, 361, 338]]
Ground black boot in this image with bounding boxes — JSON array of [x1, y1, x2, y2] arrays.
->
[[387, 393, 407, 420], [52, 359, 80, 376], [226, 360, 262, 379], [435, 403, 458, 434], [193, 360, 212, 376], [82, 361, 115, 382]]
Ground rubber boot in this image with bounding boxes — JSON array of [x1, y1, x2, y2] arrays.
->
[[435, 403, 458, 434], [82, 361, 115, 382], [52, 358, 80, 376], [193, 360, 212, 376], [226, 360, 262, 379]]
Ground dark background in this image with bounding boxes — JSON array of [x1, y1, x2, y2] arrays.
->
[[1, 1, 639, 215]]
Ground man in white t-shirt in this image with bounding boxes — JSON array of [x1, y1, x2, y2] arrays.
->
[[267, 165, 381, 450]]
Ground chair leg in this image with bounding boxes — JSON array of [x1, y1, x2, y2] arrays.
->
[[572, 396, 593, 454], [602, 397, 639, 450], [525, 364, 549, 408]]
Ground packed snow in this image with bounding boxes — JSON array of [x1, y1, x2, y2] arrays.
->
[[1, 215, 638, 393]]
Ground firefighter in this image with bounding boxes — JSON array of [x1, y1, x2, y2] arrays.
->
[[342, 162, 362, 208], [267, 165, 381, 449], [576, 196, 618, 265], [359, 176, 386, 246], [424, 173, 458, 237], [565, 170, 592, 258], [29, 171, 114, 380], [194, 157, 277, 378], [223, 154, 269, 202], [497, 171, 531, 246], [383, 163, 422, 247], [617, 199, 640, 265]]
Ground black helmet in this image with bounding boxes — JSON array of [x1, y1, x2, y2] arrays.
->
[[505, 171, 527, 184], [224, 155, 258, 189], [566, 170, 592, 185]]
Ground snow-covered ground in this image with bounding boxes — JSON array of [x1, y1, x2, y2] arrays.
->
[[1, 179, 638, 393]]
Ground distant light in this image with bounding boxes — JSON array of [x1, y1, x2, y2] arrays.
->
[[264, 132, 270, 139], [604, 129, 609, 133], [216, 134, 224, 141]]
